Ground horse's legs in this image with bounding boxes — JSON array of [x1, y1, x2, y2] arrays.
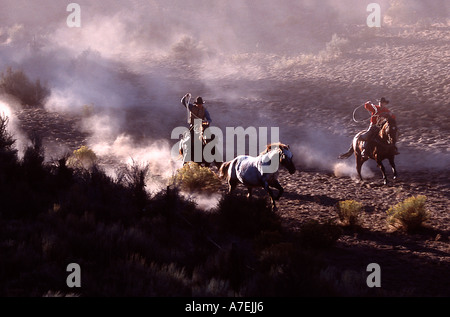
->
[[247, 187, 253, 199], [263, 181, 277, 209], [388, 157, 398, 179], [269, 179, 284, 200], [228, 179, 238, 193], [356, 154, 364, 181], [377, 160, 388, 185]]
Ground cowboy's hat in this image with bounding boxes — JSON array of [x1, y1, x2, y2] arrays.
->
[[194, 96, 205, 105], [379, 97, 389, 104]]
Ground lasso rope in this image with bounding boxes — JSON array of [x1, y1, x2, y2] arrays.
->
[[352, 104, 371, 123], [186, 93, 191, 124]]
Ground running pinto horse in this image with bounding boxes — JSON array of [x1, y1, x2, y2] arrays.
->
[[219, 143, 296, 209], [339, 118, 399, 185]]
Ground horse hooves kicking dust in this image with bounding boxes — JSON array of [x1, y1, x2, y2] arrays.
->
[[339, 118, 399, 185], [219, 143, 296, 209]]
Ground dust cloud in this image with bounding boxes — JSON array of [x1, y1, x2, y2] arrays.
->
[[0, 0, 448, 191]]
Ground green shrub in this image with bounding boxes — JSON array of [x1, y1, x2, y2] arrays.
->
[[21, 135, 46, 186], [385, 0, 418, 25], [170, 162, 222, 194], [297, 220, 343, 249], [215, 194, 281, 238], [0, 114, 16, 152], [82, 104, 95, 117], [246, 242, 335, 296], [117, 160, 150, 209], [67, 145, 97, 170], [386, 195, 429, 232], [0, 115, 19, 181], [0, 67, 50, 107], [336, 200, 363, 227]]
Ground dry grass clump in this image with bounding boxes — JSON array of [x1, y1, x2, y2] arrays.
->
[[67, 145, 98, 169], [297, 220, 343, 249], [386, 195, 430, 232], [336, 200, 363, 227], [170, 162, 222, 194], [215, 194, 281, 238]]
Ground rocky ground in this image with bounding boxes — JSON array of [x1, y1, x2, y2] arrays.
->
[[277, 168, 450, 296]]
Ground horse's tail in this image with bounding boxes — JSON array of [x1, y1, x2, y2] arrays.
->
[[218, 161, 232, 179], [338, 143, 354, 159]]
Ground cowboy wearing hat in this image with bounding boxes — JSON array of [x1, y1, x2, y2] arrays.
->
[[360, 97, 399, 158], [180, 93, 212, 162], [181, 93, 212, 128]]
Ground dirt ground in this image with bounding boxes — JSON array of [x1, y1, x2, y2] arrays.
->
[[277, 168, 450, 296]]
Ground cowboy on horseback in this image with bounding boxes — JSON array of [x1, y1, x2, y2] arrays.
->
[[181, 93, 212, 128], [360, 97, 399, 158], [180, 93, 212, 163]]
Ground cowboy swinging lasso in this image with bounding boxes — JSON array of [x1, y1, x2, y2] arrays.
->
[[340, 97, 400, 185]]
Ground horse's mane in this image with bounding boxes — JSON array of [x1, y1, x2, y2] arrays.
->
[[379, 117, 397, 133], [377, 116, 396, 129], [379, 117, 398, 145], [259, 143, 290, 155]]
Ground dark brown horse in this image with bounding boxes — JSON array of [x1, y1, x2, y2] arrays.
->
[[339, 118, 399, 185]]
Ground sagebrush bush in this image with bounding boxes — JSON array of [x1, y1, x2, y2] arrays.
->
[[0, 115, 19, 184], [0, 67, 50, 107], [386, 195, 429, 232], [336, 200, 363, 227], [246, 242, 335, 296], [0, 115, 16, 152], [67, 145, 97, 169], [297, 220, 343, 249], [0, 117, 341, 297], [321, 34, 350, 59], [170, 162, 222, 194], [118, 160, 150, 209], [21, 135, 46, 186], [215, 194, 281, 238]]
